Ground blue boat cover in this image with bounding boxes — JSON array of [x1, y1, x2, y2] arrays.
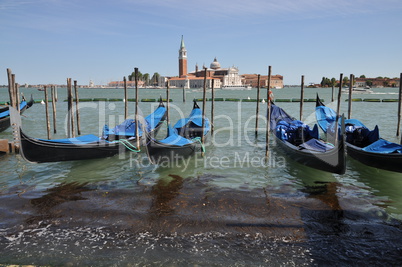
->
[[146, 105, 167, 131], [174, 106, 210, 135], [0, 101, 28, 119], [299, 138, 335, 152], [269, 104, 295, 130], [275, 120, 320, 144], [38, 134, 101, 144], [158, 125, 193, 146], [362, 139, 402, 154], [103, 105, 166, 138], [314, 99, 402, 152], [315, 105, 337, 134], [103, 119, 145, 139]]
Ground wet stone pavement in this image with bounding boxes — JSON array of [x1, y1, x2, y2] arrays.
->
[[1, 174, 402, 266]]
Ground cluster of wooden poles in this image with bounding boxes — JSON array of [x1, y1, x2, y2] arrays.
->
[[6, 69, 21, 112], [6, 68, 21, 153]]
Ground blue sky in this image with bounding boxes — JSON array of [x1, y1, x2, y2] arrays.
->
[[1, 0, 402, 85]]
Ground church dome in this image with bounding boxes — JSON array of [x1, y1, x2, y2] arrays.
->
[[210, 57, 221, 70]]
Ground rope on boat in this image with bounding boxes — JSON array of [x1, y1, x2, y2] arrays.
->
[[192, 137, 205, 153], [116, 139, 141, 152]]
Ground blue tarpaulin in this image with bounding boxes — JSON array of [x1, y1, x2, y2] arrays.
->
[[174, 106, 210, 135], [270, 104, 295, 130], [38, 134, 101, 144], [315, 106, 337, 134], [103, 105, 166, 138], [275, 120, 319, 143], [299, 139, 334, 152], [158, 125, 193, 146], [362, 139, 402, 154]]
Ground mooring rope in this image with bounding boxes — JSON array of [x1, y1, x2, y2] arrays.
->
[[115, 139, 141, 152], [192, 137, 205, 153]]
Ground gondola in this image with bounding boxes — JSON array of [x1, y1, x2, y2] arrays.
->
[[10, 99, 167, 163], [316, 95, 402, 173], [0, 105, 9, 113], [0, 95, 34, 132], [146, 100, 209, 164], [102, 99, 166, 141], [269, 102, 346, 174]]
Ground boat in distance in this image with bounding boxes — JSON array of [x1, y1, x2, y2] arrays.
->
[[269, 102, 346, 174], [316, 95, 402, 173]]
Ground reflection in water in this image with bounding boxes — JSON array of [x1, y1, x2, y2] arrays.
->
[[27, 182, 91, 225], [348, 157, 402, 220], [302, 182, 342, 211], [301, 181, 345, 234], [149, 174, 184, 219]]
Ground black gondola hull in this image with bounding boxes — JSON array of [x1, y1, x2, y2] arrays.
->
[[270, 101, 346, 174], [146, 138, 197, 165], [275, 136, 346, 174], [0, 117, 11, 132], [347, 143, 402, 173], [19, 130, 134, 163], [0, 97, 34, 132], [316, 95, 402, 173]]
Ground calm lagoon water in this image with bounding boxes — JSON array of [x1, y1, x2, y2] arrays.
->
[[0, 86, 402, 266]]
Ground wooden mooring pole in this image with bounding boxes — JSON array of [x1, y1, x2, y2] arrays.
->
[[335, 73, 343, 145], [11, 74, 17, 110], [67, 78, 75, 138], [397, 73, 402, 139], [255, 74, 261, 136], [300, 75, 305, 121], [211, 79, 215, 135], [124, 76, 128, 119], [265, 66, 272, 158], [201, 67, 207, 157], [74, 80, 81, 135], [7, 69, 16, 109], [7, 69, 17, 154], [15, 82, 20, 111], [337, 73, 343, 117], [51, 85, 57, 134], [44, 85, 51, 139], [166, 81, 170, 126], [134, 68, 140, 150], [348, 74, 354, 119]]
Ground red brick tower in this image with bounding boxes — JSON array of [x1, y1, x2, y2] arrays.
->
[[178, 35, 187, 78]]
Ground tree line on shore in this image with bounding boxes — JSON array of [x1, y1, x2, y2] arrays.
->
[[320, 75, 399, 87], [128, 71, 160, 86]]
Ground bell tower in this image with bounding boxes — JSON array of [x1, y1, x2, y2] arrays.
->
[[178, 35, 187, 78]]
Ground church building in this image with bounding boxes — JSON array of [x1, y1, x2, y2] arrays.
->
[[168, 36, 245, 89], [166, 36, 284, 89]]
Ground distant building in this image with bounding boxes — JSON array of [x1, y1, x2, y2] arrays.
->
[[108, 80, 144, 87], [168, 36, 249, 89], [169, 76, 222, 89], [178, 35, 187, 78], [355, 77, 400, 88], [242, 74, 284, 89]]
